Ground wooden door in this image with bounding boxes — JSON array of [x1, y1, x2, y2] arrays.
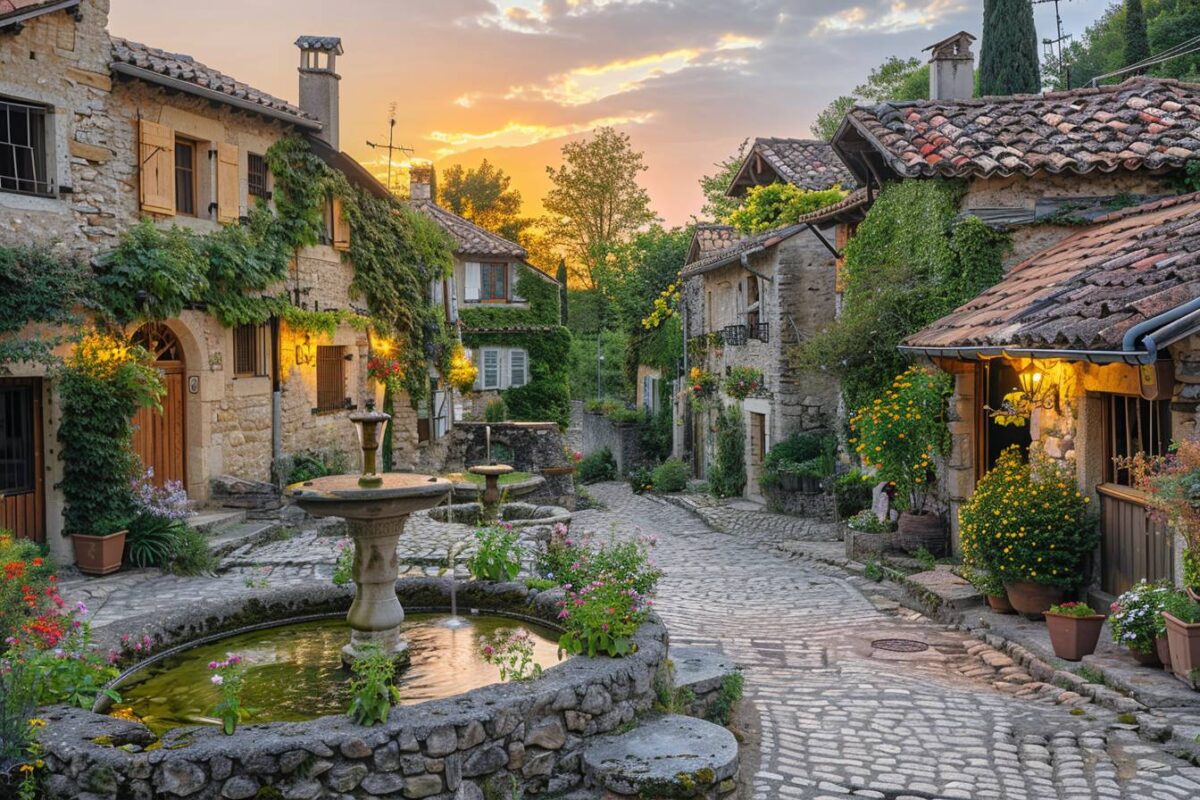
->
[[0, 378, 44, 542], [131, 324, 186, 488]]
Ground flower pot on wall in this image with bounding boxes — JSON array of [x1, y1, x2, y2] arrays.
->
[[1003, 581, 1065, 620], [72, 531, 127, 576], [895, 512, 947, 556], [1162, 612, 1200, 686], [1044, 611, 1106, 661], [987, 594, 1016, 614]]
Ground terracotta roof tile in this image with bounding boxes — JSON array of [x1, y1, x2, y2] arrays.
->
[[844, 77, 1200, 179], [410, 199, 527, 260], [729, 137, 858, 196], [904, 193, 1200, 353], [681, 224, 806, 278]]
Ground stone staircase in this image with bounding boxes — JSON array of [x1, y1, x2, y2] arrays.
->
[[186, 507, 284, 558]]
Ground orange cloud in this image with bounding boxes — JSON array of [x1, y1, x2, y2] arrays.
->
[[426, 113, 655, 158]]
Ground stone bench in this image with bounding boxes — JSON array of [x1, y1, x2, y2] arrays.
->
[[582, 714, 738, 798], [670, 647, 740, 722]]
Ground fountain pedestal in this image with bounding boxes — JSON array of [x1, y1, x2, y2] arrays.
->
[[468, 463, 514, 513]]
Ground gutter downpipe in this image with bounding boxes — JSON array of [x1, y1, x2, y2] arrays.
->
[[1120, 297, 1200, 361], [738, 246, 769, 280], [270, 315, 283, 488]]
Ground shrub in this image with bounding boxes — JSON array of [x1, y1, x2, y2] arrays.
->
[[959, 446, 1094, 589], [961, 564, 1005, 597], [484, 398, 508, 423], [834, 469, 873, 519], [607, 406, 643, 424], [578, 448, 617, 483], [637, 405, 673, 464], [278, 447, 350, 485], [466, 524, 522, 582], [125, 513, 188, 569], [850, 366, 951, 513], [538, 525, 662, 596], [346, 645, 401, 726], [708, 405, 746, 498], [557, 578, 651, 658], [628, 465, 654, 495], [651, 458, 689, 493], [1162, 590, 1200, 624], [760, 431, 835, 488], [0, 533, 54, 649], [167, 526, 218, 576], [847, 510, 889, 533], [1109, 581, 1175, 654], [1048, 602, 1099, 618]]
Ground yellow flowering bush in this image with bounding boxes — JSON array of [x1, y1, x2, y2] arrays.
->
[[447, 343, 478, 394], [959, 446, 1095, 589], [849, 366, 950, 512]]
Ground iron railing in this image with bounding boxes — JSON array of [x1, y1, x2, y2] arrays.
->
[[722, 324, 747, 346]]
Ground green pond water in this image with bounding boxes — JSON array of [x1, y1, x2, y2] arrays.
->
[[112, 614, 563, 734]]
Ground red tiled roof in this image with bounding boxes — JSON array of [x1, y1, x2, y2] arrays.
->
[[728, 137, 858, 196], [842, 77, 1200, 180], [903, 193, 1200, 353], [411, 199, 527, 260]]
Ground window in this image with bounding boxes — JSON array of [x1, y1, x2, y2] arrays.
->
[[233, 324, 268, 377], [481, 349, 501, 390], [175, 139, 196, 216], [247, 153, 268, 199], [315, 345, 347, 412], [1104, 394, 1172, 486], [480, 263, 508, 302], [0, 98, 50, 196], [509, 349, 528, 388], [0, 384, 35, 494]]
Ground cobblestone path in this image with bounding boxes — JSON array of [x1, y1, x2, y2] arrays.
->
[[575, 483, 1200, 800]]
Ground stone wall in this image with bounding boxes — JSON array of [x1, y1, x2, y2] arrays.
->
[[39, 579, 667, 800], [437, 422, 576, 508], [581, 413, 645, 477]]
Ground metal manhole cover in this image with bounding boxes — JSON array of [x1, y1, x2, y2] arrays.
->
[[871, 638, 929, 653]]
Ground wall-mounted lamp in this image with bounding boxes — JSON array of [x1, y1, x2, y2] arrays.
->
[[1016, 361, 1057, 411], [295, 334, 314, 366]]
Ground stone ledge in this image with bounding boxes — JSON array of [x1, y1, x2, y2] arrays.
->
[[582, 714, 738, 798]]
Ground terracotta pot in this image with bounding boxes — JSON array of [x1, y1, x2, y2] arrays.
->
[[1045, 611, 1106, 661], [1130, 647, 1162, 667], [72, 530, 127, 576], [1162, 611, 1200, 686], [986, 593, 1016, 614], [895, 512, 947, 557], [1156, 635, 1173, 672], [1003, 581, 1066, 620]]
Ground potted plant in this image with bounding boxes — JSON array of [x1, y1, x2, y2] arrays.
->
[[1044, 602, 1106, 661], [72, 515, 130, 576], [851, 367, 951, 556], [844, 509, 892, 561], [1109, 581, 1175, 666], [964, 566, 1014, 614], [1122, 436, 1200, 602], [1161, 591, 1200, 686], [959, 446, 1095, 619]]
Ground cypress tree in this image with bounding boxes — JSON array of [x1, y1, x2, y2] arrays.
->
[[556, 258, 568, 325], [979, 0, 1042, 95], [1124, 0, 1151, 69]]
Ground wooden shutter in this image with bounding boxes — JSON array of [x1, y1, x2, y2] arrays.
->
[[464, 262, 481, 302], [509, 263, 525, 302], [332, 196, 350, 251], [509, 349, 527, 388], [139, 119, 175, 215], [216, 142, 240, 224]]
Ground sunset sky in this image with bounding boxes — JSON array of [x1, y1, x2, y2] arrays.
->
[[109, 0, 1112, 226]]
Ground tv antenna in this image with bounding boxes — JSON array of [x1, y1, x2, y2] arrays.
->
[[366, 103, 413, 195], [1034, 0, 1075, 89]]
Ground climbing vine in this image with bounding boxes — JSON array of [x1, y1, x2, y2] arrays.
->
[[458, 267, 560, 328], [0, 245, 95, 366]]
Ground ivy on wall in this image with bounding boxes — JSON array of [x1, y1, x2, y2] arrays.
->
[[458, 267, 560, 329], [792, 179, 1009, 411], [0, 246, 94, 366]]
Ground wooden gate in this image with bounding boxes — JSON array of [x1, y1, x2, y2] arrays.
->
[[131, 324, 186, 488], [0, 378, 44, 542], [1099, 483, 1174, 596]]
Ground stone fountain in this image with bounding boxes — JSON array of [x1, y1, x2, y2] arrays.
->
[[468, 463, 514, 513], [288, 403, 450, 663]]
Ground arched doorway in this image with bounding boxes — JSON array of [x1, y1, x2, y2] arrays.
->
[[131, 323, 186, 488]]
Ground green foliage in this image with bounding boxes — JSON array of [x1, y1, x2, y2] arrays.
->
[[332, 540, 354, 586], [651, 458, 689, 493], [723, 366, 765, 400], [209, 654, 249, 735], [1162, 591, 1200, 623], [524, 577, 557, 591], [578, 448, 617, 483], [125, 513, 187, 569], [1184, 546, 1200, 589], [708, 405, 746, 499], [628, 464, 654, 495], [1126, 0, 1152, 67], [979, 0, 1041, 95], [1048, 601, 1100, 618], [760, 431, 836, 488], [811, 96, 858, 141], [834, 470, 873, 519], [962, 564, 1006, 597], [439, 159, 533, 244], [166, 525, 218, 576], [638, 404, 674, 464], [960, 447, 1096, 590], [793, 180, 1008, 411], [570, 327, 630, 401], [459, 266, 561, 328], [0, 245, 93, 364], [1109, 580, 1176, 653], [346, 645, 401, 726], [0, 534, 54, 647], [277, 448, 350, 485], [863, 558, 885, 582], [97, 220, 208, 323], [484, 398, 508, 422], [556, 259, 568, 325], [697, 139, 749, 223], [848, 509, 890, 533], [197, 204, 293, 326], [706, 671, 744, 726], [479, 627, 543, 682], [729, 184, 847, 234], [912, 547, 937, 571], [557, 578, 646, 658], [474, 327, 572, 429], [811, 56, 930, 140], [466, 524, 522, 582]]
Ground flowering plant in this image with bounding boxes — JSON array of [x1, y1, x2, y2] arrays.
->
[[557, 579, 651, 658], [1120, 435, 1200, 589], [1047, 601, 1100, 618], [851, 366, 951, 513], [466, 524, 522, 583], [1109, 581, 1175, 655], [366, 355, 404, 397], [722, 366, 764, 400], [479, 627, 542, 681], [130, 468, 192, 521], [959, 446, 1094, 589], [346, 645, 401, 726], [1, 533, 55, 649], [208, 653, 249, 735], [447, 342, 478, 394], [688, 367, 717, 400]]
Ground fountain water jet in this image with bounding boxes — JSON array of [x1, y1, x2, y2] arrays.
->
[[288, 403, 450, 664]]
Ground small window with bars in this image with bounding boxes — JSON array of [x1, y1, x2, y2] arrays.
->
[[175, 139, 196, 216], [315, 345, 347, 412], [1104, 393, 1173, 486], [0, 384, 35, 494], [0, 97, 52, 196], [247, 153, 269, 200], [233, 324, 268, 377]]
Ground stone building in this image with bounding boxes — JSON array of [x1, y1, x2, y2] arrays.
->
[[679, 139, 859, 497], [0, 0, 431, 563]]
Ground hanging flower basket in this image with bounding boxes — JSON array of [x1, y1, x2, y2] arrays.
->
[[722, 366, 764, 400]]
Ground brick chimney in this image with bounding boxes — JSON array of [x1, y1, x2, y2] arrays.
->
[[924, 31, 975, 101], [410, 163, 436, 202], [296, 36, 343, 150]]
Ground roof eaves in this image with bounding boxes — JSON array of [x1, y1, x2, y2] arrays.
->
[[0, 0, 77, 29]]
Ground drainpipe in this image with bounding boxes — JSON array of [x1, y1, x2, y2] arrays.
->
[[681, 284, 690, 464], [1120, 297, 1200, 362], [270, 315, 283, 486]]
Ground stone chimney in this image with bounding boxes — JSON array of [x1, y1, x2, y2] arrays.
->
[[924, 31, 975, 101], [410, 163, 436, 202], [295, 36, 343, 150]]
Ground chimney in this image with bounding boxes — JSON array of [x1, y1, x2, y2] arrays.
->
[[410, 163, 436, 202], [295, 36, 343, 150], [924, 31, 975, 101]]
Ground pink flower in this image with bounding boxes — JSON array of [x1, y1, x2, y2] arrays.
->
[[211, 674, 224, 686], [208, 661, 219, 670]]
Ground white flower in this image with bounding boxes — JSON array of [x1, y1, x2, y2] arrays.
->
[[211, 674, 224, 686]]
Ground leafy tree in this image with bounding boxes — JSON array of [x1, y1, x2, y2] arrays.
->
[[697, 139, 749, 223], [979, 0, 1041, 95], [1125, 0, 1151, 68], [542, 127, 659, 289], [555, 258, 568, 325], [810, 56, 930, 141], [810, 96, 857, 141], [439, 159, 533, 244], [728, 184, 847, 234]]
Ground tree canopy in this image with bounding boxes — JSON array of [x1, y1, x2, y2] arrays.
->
[[979, 0, 1041, 95], [439, 158, 532, 244], [810, 56, 930, 141], [1125, 0, 1151, 68], [697, 139, 749, 223]]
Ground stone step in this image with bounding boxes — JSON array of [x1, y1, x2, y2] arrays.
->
[[186, 509, 247, 534], [207, 520, 284, 557], [582, 714, 738, 798]]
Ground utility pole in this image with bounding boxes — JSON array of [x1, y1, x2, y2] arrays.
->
[[1034, 0, 1074, 89], [366, 103, 413, 195]]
